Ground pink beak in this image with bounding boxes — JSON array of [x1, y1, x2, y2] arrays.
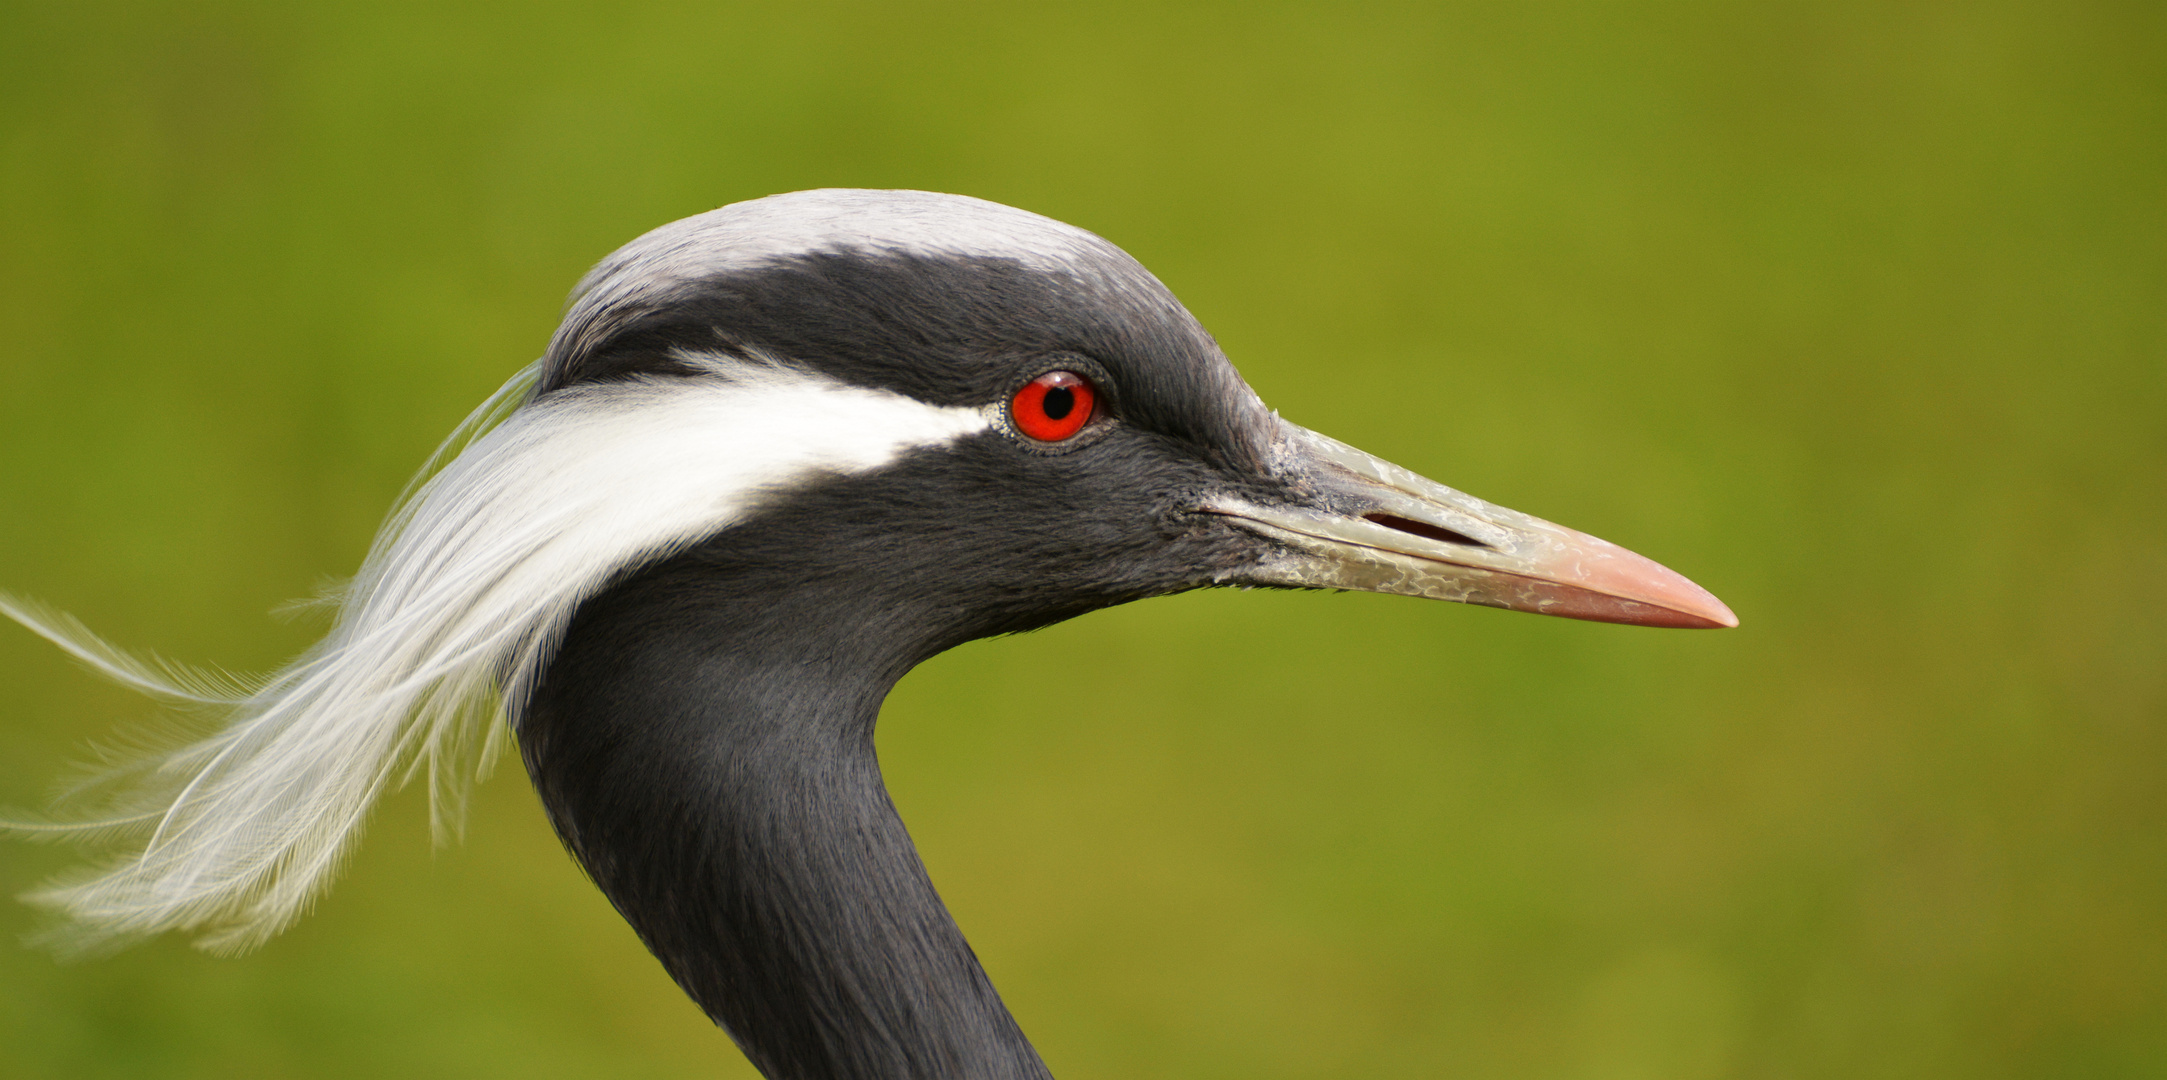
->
[[1204, 421, 1738, 630]]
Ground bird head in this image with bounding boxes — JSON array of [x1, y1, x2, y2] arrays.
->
[[522, 188, 1732, 665], [0, 188, 1731, 964]]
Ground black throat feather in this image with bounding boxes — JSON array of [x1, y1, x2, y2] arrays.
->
[[519, 535, 1056, 1080]]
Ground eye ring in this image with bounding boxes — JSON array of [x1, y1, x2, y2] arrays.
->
[[1009, 370, 1098, 442]]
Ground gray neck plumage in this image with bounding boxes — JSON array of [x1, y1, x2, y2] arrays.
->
[[517, 548, 1052, 1080]]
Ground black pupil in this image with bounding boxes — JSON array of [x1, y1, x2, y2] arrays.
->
[[1041, 386, 1074, 420]]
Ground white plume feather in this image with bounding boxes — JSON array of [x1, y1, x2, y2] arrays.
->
[[3, 355, 989, 954]]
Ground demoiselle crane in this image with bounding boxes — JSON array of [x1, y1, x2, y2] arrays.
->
[[4, 190, 1735, 1079]]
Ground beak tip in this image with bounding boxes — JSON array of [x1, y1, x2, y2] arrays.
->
[[1537, 537, 1738, 630], [1665, 581, 1739, 630], [1679, 602, 1740, 630]]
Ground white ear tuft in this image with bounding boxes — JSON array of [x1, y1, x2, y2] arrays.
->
[[3, 356, 989, 954]]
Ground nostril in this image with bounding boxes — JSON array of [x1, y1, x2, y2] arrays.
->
[[1362, 512, 1492, 549]]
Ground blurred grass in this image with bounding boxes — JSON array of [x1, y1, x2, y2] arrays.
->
[[1, 1, 2161, 1077]]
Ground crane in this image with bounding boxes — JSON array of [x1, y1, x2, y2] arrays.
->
[[4, 189, 1735, 1080]]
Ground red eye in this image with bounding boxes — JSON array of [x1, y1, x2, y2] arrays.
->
[[1010, 370, 1097, 442]]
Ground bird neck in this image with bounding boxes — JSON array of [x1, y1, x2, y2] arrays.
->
[[517, 561, 1052, 1080]]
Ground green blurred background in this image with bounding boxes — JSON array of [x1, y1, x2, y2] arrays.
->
[[1, 2, 2161, 1077]]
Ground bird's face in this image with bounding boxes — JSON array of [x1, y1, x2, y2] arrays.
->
[[529, 190, 1732, 667]]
